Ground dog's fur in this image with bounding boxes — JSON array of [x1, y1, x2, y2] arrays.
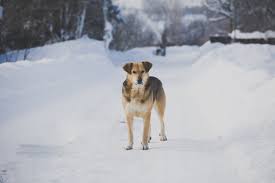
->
[[122, 61, 167, 150]]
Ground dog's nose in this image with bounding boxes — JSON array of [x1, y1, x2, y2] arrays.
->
[[137, 79, 143, 84]]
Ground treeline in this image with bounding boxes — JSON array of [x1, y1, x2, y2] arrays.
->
[[0, 0, 274, 55], [108, 0, 275, 51], [0, 0, 104, 54]]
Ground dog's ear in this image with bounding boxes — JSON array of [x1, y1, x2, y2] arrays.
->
[[142, 61, 152, 72], [123, 62, 133, 74]]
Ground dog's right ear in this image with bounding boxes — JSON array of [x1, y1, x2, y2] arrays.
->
[[142, 61, 152, 72], [123, 63, 133, 74]]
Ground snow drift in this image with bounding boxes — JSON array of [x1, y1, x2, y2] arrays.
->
[[0, 38, 275, 183]]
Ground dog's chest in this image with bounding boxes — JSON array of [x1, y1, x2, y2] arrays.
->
[[123, 84, 149, 114], [125, 100, 147, 114], [130, 87, 144, 98]]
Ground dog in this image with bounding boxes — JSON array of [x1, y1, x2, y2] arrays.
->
[[122, 61, 167, 150]]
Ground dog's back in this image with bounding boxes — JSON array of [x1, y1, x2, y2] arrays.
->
[[145, 76, 165, 103]]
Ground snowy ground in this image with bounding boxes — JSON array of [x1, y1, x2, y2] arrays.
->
[[0, 37, 275, 183]]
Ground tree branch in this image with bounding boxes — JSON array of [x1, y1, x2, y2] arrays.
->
[[209, 16, 228, 22], [203, 0, 232, 18]]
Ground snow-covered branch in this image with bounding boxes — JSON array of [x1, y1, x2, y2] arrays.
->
[[203, 0, 232, 18], [75, 5, 86, 38], [209, 16, 227, 22]]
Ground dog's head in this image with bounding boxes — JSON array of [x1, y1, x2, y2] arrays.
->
[[123, 61, 152, 86]]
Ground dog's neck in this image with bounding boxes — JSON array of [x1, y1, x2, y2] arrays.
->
[[123, 78, 149, 103]]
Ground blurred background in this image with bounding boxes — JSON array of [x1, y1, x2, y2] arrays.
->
[[0, 0, 274, 57]]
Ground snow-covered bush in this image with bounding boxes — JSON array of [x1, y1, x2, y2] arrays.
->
[[109, 10, 160, 50], [179, 14, 208, 45]]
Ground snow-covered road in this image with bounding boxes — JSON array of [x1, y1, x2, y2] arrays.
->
[[0, 38, 275, 183]]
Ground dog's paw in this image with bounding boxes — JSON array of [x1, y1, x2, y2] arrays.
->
[[160, 135, 167, 141], [141, 143, 149, 150], [148, 136, 152, 143], [125, 145, 133, 150]]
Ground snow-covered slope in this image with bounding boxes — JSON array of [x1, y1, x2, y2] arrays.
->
[[0, 37, 275, 183]]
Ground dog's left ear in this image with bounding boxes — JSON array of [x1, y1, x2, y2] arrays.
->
[[142, 61, 152, 72]]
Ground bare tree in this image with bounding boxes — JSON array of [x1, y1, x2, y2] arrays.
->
[[203, 0, 236, 35], [103, 0, 124, 49], [0, 0, 104, 58], [234, 0, 275, 32], [143, 0, 182, 56]]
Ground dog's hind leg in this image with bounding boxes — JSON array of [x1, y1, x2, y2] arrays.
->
[[125, 115, 134, 150], [148, 123, 152, 143], [155, 91, 167, 141]]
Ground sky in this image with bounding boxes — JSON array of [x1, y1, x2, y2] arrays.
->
[[114, 0, 203, 9]]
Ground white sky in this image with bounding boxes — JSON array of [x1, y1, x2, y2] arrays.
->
[[113, 0, 203, 9]]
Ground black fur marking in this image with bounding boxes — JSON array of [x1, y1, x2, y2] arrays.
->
[[144, 76, 162, 102], [142, 61, 152, 72], [122, 79, 132, 102]]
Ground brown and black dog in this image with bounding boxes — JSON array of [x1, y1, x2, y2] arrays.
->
[[122, 61, 167, 150]]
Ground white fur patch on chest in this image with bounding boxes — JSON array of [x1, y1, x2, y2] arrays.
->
[[125, 100, 147, 114]]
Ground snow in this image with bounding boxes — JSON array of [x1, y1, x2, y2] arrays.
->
[[134, 12, 163, 42], [230, 30, 275, 39], [1, 37, 275, 183], [265, 30, 275, 38], [114, 0, 203, 9], [180, 0, 203, 7], [182, 14, 207, 27], [113, 0, 143, 9], [103, 21, 113, 49]]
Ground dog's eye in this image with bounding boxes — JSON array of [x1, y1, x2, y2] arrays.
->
[[141, 70, 145, 73], [132, 71, 136, 74]]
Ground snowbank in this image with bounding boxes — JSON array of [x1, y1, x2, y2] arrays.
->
[[230, 30, 275, 39]]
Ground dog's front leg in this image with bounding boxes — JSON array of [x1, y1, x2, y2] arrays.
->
[[141, 112, 151, 150], [125, 115, 134, 150]]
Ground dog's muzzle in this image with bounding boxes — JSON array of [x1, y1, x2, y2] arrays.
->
[[136, 79, 143, 85]]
